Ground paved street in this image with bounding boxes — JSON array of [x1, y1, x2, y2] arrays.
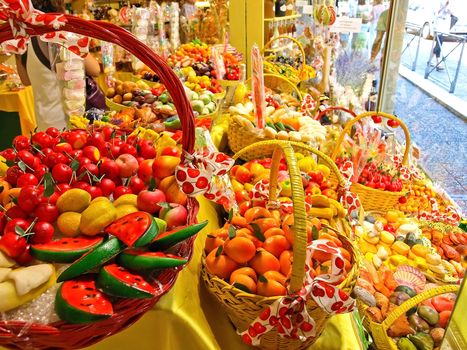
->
[[394, 77, 467, 214], [400, 31, 467, 100]]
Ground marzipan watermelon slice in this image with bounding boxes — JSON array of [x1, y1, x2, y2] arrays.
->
[[55, 276, 113, 324], [118, 250, 187, 271], [57, 237, 125, 282], [105, 211, 158, 247], [96, 264, 155, 299], [31, 236, 104, 263], [149, 221, 208, 251]]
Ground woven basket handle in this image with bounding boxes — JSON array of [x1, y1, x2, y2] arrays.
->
[[330, 112, 411, 166], [262, 35, 306, 72], [233, 140, 307, 293], [314, 106, 357, 121], [0, 17, 196, 154], [245, 73, 303, 100], [381, 284, 459, 329]]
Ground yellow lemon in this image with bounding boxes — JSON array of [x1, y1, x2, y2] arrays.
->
[[57, 212, 82, 237], [115, 204, 138, 219], [317, 164, 331, 179], [56, 189, 91, 213], [80, 201, 117, 236], [90, 196, 111, 205], [113, 194, 138, 208]]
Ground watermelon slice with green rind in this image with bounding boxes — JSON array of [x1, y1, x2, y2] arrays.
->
[[149, 221, 208, 251], [57, 237, 125, 282], [55, 276, 113, 324], [96, 264, 155, 299], [31, 236, 104, 263], [118, 250, 187, 271], [105, 211, 158, 247]]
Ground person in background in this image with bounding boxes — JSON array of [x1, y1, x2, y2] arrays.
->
[[370, 8, 389, 63], [180, 0, 197, 20], [431, 0, 454, 71], [15, 0, 100, 131], [351, 0, 372, 54], [369, 0, 385, 49]]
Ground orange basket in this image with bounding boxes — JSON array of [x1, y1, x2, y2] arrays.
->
[[0, 12, 198, 350]]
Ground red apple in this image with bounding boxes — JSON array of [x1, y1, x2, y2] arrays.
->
[[159, 203, 188, 229], [99, 158, 120, 179], [116, 154, 139, 178], [137, 189, 167, 214], [138, 159, 154, 183], [82, 145, 101, 162], [113, 186, 133, 199], [322, 188, 338, 200], [152, 155, 181, 179], [309, 171, 324, 184]]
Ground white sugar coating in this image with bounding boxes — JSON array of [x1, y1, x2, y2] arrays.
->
[[4, 283, 60, 324], [2, 265, 70, 325]]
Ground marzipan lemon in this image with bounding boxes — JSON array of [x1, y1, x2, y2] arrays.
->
[[56, 189, 91, 213], [112, 194, 138, 208], [115, 204, 138, 219], [57, 212, 82, 237], [90, 196, 111, 205], [80, 201, 117, 236]]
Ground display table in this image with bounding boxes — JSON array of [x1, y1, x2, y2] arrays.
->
[[85, 197, 364, 350], [0, 87, 36, 136]]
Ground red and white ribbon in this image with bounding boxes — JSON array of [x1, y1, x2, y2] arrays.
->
[[301, 94, 317, 116], [175, 150, 235, 208], [0, 0, 89, 57], [338, 161, 362, 231], [239, 239, 355, 345]]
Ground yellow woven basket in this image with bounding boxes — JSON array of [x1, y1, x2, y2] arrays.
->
[[201, 140, 359, 350], [330, 111, 411, 212], [262, 36, 306, 86], [227, 75, 303, 160], [358, 284, 459, 350]]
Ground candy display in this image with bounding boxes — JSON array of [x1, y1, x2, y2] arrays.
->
[[0, 0, 465, 349]]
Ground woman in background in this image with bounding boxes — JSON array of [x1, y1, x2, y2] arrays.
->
[[351, 0, 372, 55], [369, 0, 385, 49], [15, 0, 100, 131]]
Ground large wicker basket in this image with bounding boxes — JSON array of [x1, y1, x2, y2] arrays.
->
[[358, 284, 459, 350], [330, 111, 411, 212], [0, 14, 199, 350], [201, 140, 359, 350]]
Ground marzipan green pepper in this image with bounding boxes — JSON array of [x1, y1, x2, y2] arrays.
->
[[397, 338, 417, 350], [408, 332, 434, 350]]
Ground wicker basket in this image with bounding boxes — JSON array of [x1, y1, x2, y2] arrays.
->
[[227, 75, 304, 159], [0, 14, 198, 350], [262, 36, 306, 86], [201, 140, 359, 350], [330, 112, 411, 212], [358, 284, 459, 350]]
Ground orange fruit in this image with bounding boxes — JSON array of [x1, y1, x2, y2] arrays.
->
[[230, 216, 249, 228], [250, 250, 280, 275], [224, 236, 256, 264], [244, 207, 272, 223], [262, 235, 291, 258], [205, 249, 238, 279], [338, 247, 351, 262], [264, 227, 285, 238], [230, 267, 258, 282], [251, 217, 280, 233], [279, 250, 293, 277], [205, 235, 224, 254], [0, 180, 11, 204], [257, 279, 286, 297], [230, 273, 257, 294], [263, 271, 287, 286]]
